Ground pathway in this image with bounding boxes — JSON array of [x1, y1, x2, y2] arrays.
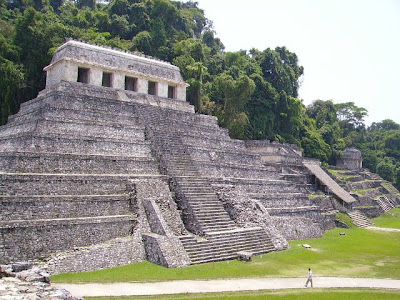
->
[[366, 226, 400, 232], [55, 277, 400, 297]]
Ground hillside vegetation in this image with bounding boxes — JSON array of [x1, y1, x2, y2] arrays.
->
[[1, 0, 399, 188]]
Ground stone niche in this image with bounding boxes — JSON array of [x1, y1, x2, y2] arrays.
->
[[44, 40, 189, 101], [336, 147, 363, 171]]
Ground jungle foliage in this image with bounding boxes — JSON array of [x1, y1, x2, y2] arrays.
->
[[1, 0, 399, 188]]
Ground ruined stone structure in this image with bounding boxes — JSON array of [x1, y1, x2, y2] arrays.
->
[[336, 147, 363, 171], [2, 41, 393, 273]]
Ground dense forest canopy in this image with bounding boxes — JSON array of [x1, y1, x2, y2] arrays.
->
[[1, 0, 399, 188]]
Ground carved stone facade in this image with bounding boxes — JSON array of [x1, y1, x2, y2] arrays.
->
[[44, 40, 188, 101]]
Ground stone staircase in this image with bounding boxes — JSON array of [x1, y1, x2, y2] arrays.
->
[[135, 103, 276, 263], [179, 228, 275, 264], [174, 177, 236, 233], [376, 196, 395, 213], [347, 210, 373, 228]]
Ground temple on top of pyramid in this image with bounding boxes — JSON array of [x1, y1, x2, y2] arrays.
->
[[43, 40, 188, 101]]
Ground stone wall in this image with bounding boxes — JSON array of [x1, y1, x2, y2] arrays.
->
[[142, 234, 190, 268], [245, 140, 303, 167], [0, 174, 129, 196], [271, 216, 324, 240], [0, 153, 157, 175], [133, 178, 186, 236], [0, 216, 134, 263], [46, 236, 145, 275], [1, 195, 131, 221], [215, 185, 289, 251]]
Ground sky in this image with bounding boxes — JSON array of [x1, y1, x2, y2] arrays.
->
[[194, 0, 400, 126]]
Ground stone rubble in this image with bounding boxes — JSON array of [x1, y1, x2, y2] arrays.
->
[[0, 263, 79, 299]]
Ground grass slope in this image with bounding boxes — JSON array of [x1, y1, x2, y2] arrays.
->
[[86, 288, 400, 300], [372, 208, 400, 229], [52, 227, 400, 283]]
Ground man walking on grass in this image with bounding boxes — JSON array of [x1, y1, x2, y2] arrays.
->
[[305, 268, 313, 287]]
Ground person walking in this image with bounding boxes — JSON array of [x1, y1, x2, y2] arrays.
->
[[305, 268, 313, 287]]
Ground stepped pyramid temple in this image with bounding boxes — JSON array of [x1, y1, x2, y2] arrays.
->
[[1, 41, 399, 273]]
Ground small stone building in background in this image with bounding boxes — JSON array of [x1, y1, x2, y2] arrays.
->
[[336, 147, 363, 171]]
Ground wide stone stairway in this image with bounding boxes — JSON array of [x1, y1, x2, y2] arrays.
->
[[135, 103, 276, 263]]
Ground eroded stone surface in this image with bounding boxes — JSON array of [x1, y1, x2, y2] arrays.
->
[[0, 264, 79, 299]]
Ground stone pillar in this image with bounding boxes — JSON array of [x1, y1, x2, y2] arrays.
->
[[158, 82, 168, 98], [89, 68, 102, 86], [45, 61, 78, 88], [113, 73, 125, 90], [63, 62, 78, 83], [137, 78, 148, 94], [176, 85, 186, 101]]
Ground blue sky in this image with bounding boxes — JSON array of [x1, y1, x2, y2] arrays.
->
[[194, 0, 400, 125]]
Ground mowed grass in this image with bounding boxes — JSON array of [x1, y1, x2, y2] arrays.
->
[[52, 226, 400, 283], [86, 288, 400, 300], [372, 208, 400, 229]]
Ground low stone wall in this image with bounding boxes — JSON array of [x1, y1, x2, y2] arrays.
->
[[1, 134, 152, 157], [46, 236, 145, 275], [237, 181, 305, 194], [196, 162, 274, 180], [0, 152, 158, 175], [143, 233, 190, 268], [258, 197, 312, 209], [266, 206, 321, 219], [348, 180, 381, 190], [310, 196, 335, 211], [0, 217, 134, 263], [0, 174, 129, 196], [271, 216, 324, 240], [1, 195, 131, 221], [189, 147, 261, 167], [357, 206, 382, 218], [182, 135, 245, 151], [0, 118, 144, 141]]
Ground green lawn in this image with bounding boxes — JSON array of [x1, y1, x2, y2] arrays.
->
[[52, 226, 400, 283], [86, 288, 400, 300], [372, 208, 400, 229]]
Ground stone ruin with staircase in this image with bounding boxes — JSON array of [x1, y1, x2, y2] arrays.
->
[[1, 41, 399, 274]]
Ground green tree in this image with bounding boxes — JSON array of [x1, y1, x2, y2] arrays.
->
[[0, 59, 24, 124], [131, 30, 152, 54], [255, 47, 303, 98], [384, 132, 400, 160], [301, 127, 331, 162], [14, 7, 69, 100], [376, 161, 395, 182], [214, 74, 255, 139], [369, 119, 400, 131], [395, 168, 400, 190], [77, 0, 96, 10], [245, 74, 278, 139], [335, 102, 368, 134]]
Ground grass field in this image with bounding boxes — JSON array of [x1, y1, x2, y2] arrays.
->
[[372, 208, 400, 228], [85, 288, 400, 300], [52, 226, 400, 283]]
